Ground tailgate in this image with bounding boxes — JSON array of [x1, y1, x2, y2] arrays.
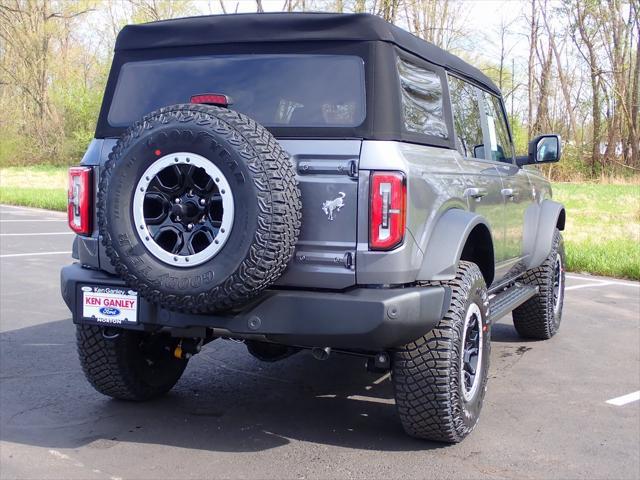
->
[[274, 140, 361, 289]]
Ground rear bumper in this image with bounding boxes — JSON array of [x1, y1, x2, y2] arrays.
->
[[61, 263, 449, 350]]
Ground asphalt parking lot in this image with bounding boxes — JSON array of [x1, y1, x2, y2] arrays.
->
[[0, 203, 639, 480]]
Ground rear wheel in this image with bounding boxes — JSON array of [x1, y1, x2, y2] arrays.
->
[[392, 261, 491, 443], [76, 325, 188, 401], [512, 229, 565, 339]]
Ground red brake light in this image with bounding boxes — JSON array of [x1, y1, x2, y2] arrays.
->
[[369, 171, 406, 251], [68, 167, 92, 236], [190, 93, 232, 107]]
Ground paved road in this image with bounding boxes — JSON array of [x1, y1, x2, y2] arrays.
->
[[1, 204, 639, 480]]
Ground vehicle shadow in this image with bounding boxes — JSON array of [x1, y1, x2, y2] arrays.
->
[[490, 319, 542, 344], [0, 319, 448, 453]]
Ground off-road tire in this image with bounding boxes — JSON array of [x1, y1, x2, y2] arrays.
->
[[512, 229, 565, 339], [98, 104, 301, 313], [392, 261, 490, 443], [76, 325, 188, 401]]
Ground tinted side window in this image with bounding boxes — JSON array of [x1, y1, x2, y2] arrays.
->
[[397, 57, 448, 138], [448, 76, 484, 159], [483, 92, 514, 163]]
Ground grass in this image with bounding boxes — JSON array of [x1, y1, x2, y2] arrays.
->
[[0, 166, 67, 212], [553, 183, 640, 280], [1, 166, 638, 279], [0, 187, 67, 212]]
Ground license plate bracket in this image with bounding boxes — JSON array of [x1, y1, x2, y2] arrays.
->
[[81, 285, 139, 325]]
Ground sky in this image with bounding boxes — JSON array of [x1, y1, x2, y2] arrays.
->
[[79, 0, 535, 116], [200, 1, 531, 78]]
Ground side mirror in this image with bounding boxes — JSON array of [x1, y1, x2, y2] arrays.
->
[[473, 144, 485, 159], [516, 134, 562, 166]]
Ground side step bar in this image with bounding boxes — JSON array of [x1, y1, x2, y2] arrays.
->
[[488, 283, 538, 323]]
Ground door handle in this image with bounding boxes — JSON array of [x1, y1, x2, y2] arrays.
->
[[501, 188, 518, 199], [464, 187, 488, 200]]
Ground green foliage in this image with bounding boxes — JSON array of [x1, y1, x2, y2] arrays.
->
[[0, 187, 67, 211], [508, 115, 528, 156], [0, 165, 67, 210], [564, 238, 640, 280], [0, 132, 36, 167], [50, 75, 105, 165], [553, 183, 640, 280], [0, 0, 193, 168]]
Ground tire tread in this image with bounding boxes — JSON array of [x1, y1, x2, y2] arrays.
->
[[98, 104, 301, 313], [76, 324, 187, 401], [392, 261, 489, 443], [512, 229, 564, 340]]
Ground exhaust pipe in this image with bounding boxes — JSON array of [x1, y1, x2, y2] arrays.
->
[[312, 347, 331, 361]]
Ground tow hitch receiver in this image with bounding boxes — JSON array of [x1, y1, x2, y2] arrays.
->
[[173, 338, 203, 360]]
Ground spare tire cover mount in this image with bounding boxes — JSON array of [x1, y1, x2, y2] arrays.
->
[[132, 152, 234, 268]]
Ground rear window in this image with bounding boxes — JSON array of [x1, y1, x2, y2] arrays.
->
[[108, 54, 366, 128]]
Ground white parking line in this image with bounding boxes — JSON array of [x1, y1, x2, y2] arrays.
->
[[565, 282, 614, 291], [373, 372, 391, 384], [606, 391, 640, 406], [566, 274, 615, 282], [0, 204, 65, 214], [0, 251, 71, 258], [0, 232, 73, 236], [0, 231, 74, 237], [0, 219, 66, 223], [347, 394, 395, 405], [566, 274, 640, 288]]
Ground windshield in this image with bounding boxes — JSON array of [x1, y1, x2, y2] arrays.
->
[[108, 54, 366, 129]]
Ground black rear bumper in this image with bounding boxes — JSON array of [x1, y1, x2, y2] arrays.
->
[[61, 263, 449, 350]]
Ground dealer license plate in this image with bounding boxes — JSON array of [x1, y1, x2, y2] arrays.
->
[[81, 286, 138, 325]]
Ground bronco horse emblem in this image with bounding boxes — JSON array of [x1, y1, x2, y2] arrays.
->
[[322, 192, 346, 221]]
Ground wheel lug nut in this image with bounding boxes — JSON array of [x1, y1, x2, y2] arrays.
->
[[175, 198, 181, 203], [187, 223, 193, 231], [199, 198, 206, 205]]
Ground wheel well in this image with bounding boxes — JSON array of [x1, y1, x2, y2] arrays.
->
[[556, 208, 566, 230], [459, 224, 495, 286]]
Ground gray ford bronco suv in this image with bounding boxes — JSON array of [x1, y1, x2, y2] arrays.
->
[[61, 13, 566, 443]]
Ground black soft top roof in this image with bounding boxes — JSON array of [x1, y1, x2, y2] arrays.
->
[[115, 12, 499, 95]]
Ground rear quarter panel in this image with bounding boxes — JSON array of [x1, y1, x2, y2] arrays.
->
[[356, 141, 469, 285]]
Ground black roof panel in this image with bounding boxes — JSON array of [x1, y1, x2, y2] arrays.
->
[[115, 12, 500, 95]]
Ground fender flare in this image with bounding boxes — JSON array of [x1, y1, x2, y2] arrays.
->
[[526, 200, 566, 269], [417, 209, 494, 284]]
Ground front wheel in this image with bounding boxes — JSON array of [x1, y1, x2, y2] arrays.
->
[[392, 261, 491, 443], [512, 229, 565, 340], [76, 325, 188, 401]]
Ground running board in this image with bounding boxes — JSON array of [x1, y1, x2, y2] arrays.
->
[[489, 284, 538, 323]]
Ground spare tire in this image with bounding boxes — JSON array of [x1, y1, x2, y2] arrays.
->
[[98, 104, 301, 313]]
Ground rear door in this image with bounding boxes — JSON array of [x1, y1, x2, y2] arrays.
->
[[481, 92, 533, 276], [448, 75, 507, 285]]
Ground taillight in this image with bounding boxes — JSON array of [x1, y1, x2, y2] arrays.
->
[[369, 171, 406, 251], [190, 93, 232, 107], [68, 167, 92, 235]]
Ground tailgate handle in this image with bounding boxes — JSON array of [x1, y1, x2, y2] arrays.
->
[[343, 251, 354, 270], [298, 159, 358, 176], [348, 160, 358, 178]]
